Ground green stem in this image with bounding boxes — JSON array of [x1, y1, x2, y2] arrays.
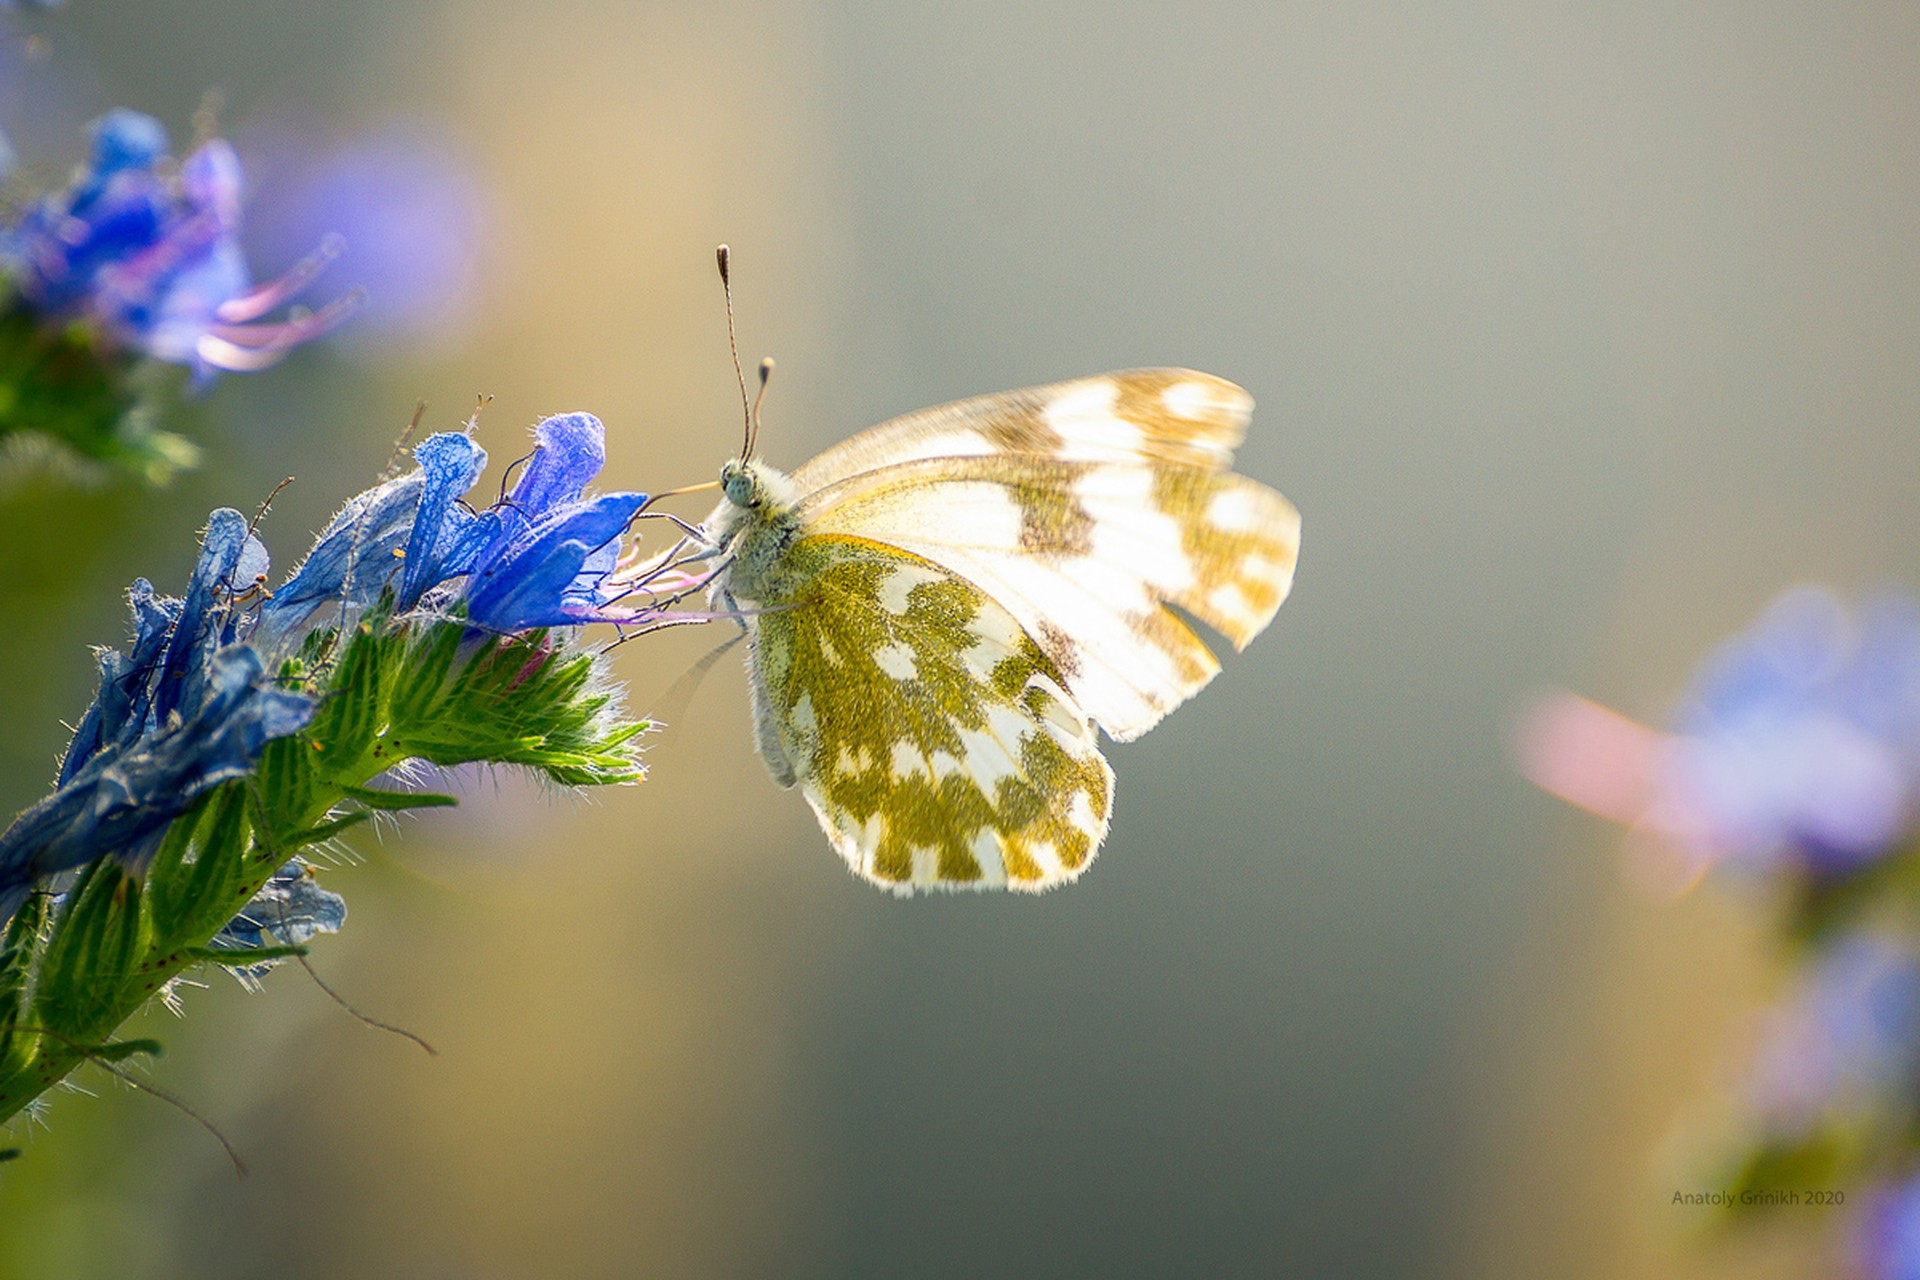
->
[[0, 621, 641, 1133], [0, 760, 385, 1127]]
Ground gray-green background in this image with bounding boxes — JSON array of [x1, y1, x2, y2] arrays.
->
[[2, 4, 1915, 1277]]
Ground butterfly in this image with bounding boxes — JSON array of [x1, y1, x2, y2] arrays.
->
[[702, 367, 1300, 894]]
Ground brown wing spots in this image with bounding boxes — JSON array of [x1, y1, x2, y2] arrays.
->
[[1108, 370, 1253, 466], [1150, 467, 1300, 649], [977, 390, 1066, 455], [1035, 620, 1082, 678], [980, 456, 1097, 557]]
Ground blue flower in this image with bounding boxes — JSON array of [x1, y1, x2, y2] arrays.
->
[[5, 109, 356, 380], [0, 509, 314, 920], [257, 415, 688, 644], [0, 412, 680, 923], [1658, 589, 1920, 874], [460, 413, 653, 633], [258, 430, 491, 640]]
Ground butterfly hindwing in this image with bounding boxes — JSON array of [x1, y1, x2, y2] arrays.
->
[[748, 534, 1114, 893]]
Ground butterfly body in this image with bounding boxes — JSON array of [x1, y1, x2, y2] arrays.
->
[[703, 369, 1299, 894], [709, 459, 805, 604]]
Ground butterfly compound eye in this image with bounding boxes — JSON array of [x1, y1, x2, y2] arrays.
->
[[721, 461, 757, 507]]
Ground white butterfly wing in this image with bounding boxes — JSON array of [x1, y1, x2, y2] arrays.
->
[[789, 368, 1254, 490], [780, 370, 1298, 741]]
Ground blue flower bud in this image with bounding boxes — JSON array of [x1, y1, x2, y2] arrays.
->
[[209, 860, 347, 978], [0, 646, 313, 922]]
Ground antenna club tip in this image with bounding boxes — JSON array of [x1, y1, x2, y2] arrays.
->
[[716, 244, 731, 279], [758, 357, 775, 380]]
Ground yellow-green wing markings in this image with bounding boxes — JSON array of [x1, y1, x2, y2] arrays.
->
[[799, 455, 1300, 742], [788, 369, 1253, 492], [755, 535, 1113, 893], [1150, 465, 1300, 648]]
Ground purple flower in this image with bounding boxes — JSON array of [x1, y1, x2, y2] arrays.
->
[[1743, 929, 1920, 1135], [1660, 589, 1920, 874], [461, 413, 653, 633], [1520, 588, 1920, 884], [6, 109, 355, 380], [239, 120, 491, 354]]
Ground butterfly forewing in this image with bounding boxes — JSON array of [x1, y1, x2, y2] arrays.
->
[[789, 368, 1254, 491], [750, 535, 1114, 893]]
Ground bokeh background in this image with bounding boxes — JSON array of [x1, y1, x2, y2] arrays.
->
[[2, 3, 1918, 1277]]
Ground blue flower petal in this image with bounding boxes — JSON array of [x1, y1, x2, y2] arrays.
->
[[153, 508, 251, 724], [503, 412, 606, 516], [398, 432, 488, 609], [451, 413, 657, 633], [210, 859, 346, 968], [262, 431, 488, 638], [0, 646, 314, 920], [465, 491, 647, 633]]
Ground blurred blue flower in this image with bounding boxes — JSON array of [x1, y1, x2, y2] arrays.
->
[[1860, 1171, 1920, 1280], [1743, 929, 1920, 1135], [0, 510, 315, 920], [1660, 589, 1920, 874], [4, 109, 356, 380], [461, 413, 653, 633], [240, 120, 491, 355]]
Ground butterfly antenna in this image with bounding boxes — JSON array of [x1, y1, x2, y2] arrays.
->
[[748, 357, 773, 460], [716, 244, 754, 460]]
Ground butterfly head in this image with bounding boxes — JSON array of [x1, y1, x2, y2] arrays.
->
[[719, 457, 763, 509], [709, 455, 800, 545]]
